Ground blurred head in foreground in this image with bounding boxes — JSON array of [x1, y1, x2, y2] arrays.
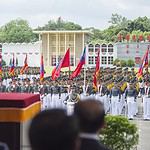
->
[[29, 109, 80, 150], [74, 99, 105, 133]]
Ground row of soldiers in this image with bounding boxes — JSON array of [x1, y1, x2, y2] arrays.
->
[[0, 66, 150, 120], [1, 66, 41, 79]]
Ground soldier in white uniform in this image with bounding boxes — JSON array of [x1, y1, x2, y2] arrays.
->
[[125, 81, 137, 119], [143, 80, 150, 120], [110, 81, 121, 115]]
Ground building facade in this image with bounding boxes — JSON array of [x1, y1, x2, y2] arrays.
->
[[34, 30, 90, 67], [114, 42, 150, 66], [2, 42, 41, 67], [87, 43, 115, 67], [1, 32, 150, 68], [86, 42, 150, 67]]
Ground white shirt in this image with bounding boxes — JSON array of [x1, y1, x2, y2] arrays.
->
[[80, 133, 99, 141]]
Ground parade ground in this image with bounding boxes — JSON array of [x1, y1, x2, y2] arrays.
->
[[132, 97, 150, 150]]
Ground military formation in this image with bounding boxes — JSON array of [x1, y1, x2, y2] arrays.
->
[[0, 66, 150, 120]]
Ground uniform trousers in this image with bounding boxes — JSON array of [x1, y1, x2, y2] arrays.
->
[[127, 97, 136, 119], [66, 101, 75, 115], [143, 96, 150, 120], [111, 96, 120, 115]]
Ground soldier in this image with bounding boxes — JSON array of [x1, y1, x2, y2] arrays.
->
[[143, 80, 150, 120], [0, 80, 6, 92], [32, 79, 40, 94], [63, 85, 80, 115], [110, 81, 121, 115], [125, 81, 137, 120], [96, 80, 109, 113], [19, 79, 27, 93], [139, 78, 145, 97], [7, 79, 19, 93], [26, 78, 33, 93]]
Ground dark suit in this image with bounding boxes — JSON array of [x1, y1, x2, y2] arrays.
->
[[80, 137, 110, 150]]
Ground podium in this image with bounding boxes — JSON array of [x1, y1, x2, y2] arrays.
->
[[0, 93, 41, 150]]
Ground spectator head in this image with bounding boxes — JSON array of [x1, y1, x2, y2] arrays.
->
[[0, 142, 9, 150], [74, 99, 105, 133], [29, 109, 80, 150]]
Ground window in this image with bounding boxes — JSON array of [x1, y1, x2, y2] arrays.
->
[[101, 44, 107, 54], [95, 44, 100, 53], [52, 56, 56, 66], [108, 44, 113, 54], [88, 56, 94, 64], [70, 56, 74, 66], [102, 56, 107, 64], [60, 47, 65, 53], [88, 44, 94, 53], [69, 34, 74, 41], [58, 56, 62, 63], [95, 56, 98, 64], [108, 56, 113, 64]]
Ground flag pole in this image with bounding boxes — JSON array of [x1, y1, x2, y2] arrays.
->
[[83, 45, 87, 94], [84, 65, 86, 94], [69, 47, 71, 78]]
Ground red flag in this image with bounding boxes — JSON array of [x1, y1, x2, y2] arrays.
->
[[20, 54, 28, 74], [93, 49, 100, 89], [9, 54, 15, 76], [137, 49, 149, 79], [40, 54, 44, 81], [70, 47, 86, 79], [52, 48, 70, 80]]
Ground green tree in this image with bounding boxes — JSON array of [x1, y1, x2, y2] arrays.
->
[[109, 13, 129, 28], [100, 115, 139, 150], [127, 59, 135, 67], [127, 17, 150, 32], [0, 19, 37, 43], [113, 58, 120, 66], [36, 17, 82, 31], [120, 60, 127, 67]]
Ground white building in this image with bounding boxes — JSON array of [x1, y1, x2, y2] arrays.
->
[[87, 43, 115, 67], [1, 40, 149, 68], [2, 42, 41, 67]]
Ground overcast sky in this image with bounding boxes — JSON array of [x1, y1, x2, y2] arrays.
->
[[0, 0, 150, 29]]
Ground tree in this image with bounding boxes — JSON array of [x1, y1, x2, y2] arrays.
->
[[127, 17, 150, 32], [109, 13, 125, 26], [36, 17, 82, 31], [127, 59, 135, 67], [113, 58, 120, 66], [0, 19, 37, 43], [120, 60, 127, 67], [100, 115, 139, 150]]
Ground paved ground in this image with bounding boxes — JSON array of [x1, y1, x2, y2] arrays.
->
[[132, 98, 150, 150]]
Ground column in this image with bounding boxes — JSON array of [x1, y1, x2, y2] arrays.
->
[[74, 33, 76, 66], [65, 33, 67, 52], [56, 33, 58, 64], [82, 33, 85, 50], [47, 33, 50, 66]]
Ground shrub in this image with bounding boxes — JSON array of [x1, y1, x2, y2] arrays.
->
[[120, 60, 127, 67], [127, 59, 135, 67], [99, 115, 139, 150]]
